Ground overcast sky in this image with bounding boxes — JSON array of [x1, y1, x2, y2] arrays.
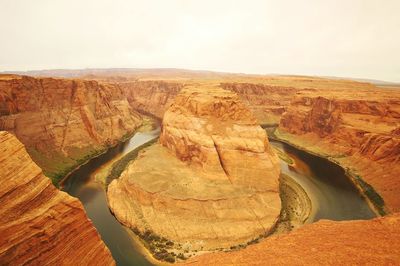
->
[[1, 0, 399, 82]]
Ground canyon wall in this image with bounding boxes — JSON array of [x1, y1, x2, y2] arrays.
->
[[119, 81, 298, 125], [159, 86, 280, 188], [110, 80, 299, 126], [0, 131, 114, 265], [0, 75, 142, 183], [119, 81, 183, 119], [221, 82, 298, 125], [278, 88, 400, 213], [108, 86, 281, 253]]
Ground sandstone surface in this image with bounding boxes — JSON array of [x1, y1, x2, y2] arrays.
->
[[184, 213, 400, 265], [0, 75, 142, 183], [107, 86, 281, 252], [0, 131, 114, 265]]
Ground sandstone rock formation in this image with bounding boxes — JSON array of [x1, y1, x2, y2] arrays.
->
[[0, 131, 114, 265], [107, 86, 281, 252], [119, 81, 298, 126], [159, 86, 280, 188], [119, 81, 183, 119], [278, 88, 400, 213], [221, 82, 298, 125], [184, 213, 400, 265], [0, 75, 142, 183]]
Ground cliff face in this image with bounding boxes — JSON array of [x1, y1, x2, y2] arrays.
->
[[184, 213, 400, 265], [117, 81, 298, 126], [119, 81, 183, 119], [160, 86, 280, 188], [0, 131, 114, 265], [0, 75, 142, 182], [221, 82, 298, 125], [107, 86, 281, 253], [278, 90, 400, 212]]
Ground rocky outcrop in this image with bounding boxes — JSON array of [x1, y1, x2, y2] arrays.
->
[[221, 83, 298, 125], [184, 213, 400, 265], [159, 86, 280, 188], [119, 81, 183, 119], [0, 131, 114, 265], [359, 133, 400, 163], [107, 86, 281, 253], [278, 89, 400, 212], [119, 81, 298, 125], [0, 75, 142, 183]]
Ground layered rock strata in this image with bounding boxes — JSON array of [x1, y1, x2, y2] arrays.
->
[[119, 81, 298, 125], [0, 75, 142, 182], [278, 89, 400, 213], [0, 131, 114, 265], [184, 213, 400, 265], [119, 81, 183, 119], [108, 86, 281, 251], [221, 82, 298, 125]]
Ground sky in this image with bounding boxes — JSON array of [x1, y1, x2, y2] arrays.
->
[[0, 0, 399, 82]]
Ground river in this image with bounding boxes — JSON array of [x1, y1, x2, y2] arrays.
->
[[270, 140, 375, 222], [62, 128, 375, 265], [62, 128, 160, 266]]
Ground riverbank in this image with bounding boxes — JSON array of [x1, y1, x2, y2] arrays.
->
[[58, 128, 138, 189], [105, 123, 377, 264], [62, 123, 161, 265], [274, 174, 312, 234], [105, 140, 311, 263], [269, 127, 386, 216], [60, 116, 158, 189]]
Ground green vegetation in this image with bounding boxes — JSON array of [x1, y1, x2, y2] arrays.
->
[[349, 172, 386, 216], [132, 228, 186, 263], [106, 138, 158, 187], [26, 123, 145, 188], [28, 115, 158, 187], [273, 147, 294, 165], [270, 128, 386, 217], [28, 146, 104, 187], [228, 236, 263, 251]]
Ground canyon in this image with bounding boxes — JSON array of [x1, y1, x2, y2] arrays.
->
[[0, 74, 142, 184], [277, 86, 400, 214], [107, 86, 281, 256], [0, 69, 399, 265]]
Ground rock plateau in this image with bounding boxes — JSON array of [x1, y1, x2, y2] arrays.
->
[[107, 86, 281, 251]]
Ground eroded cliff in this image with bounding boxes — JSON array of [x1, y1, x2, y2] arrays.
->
[[107, 86, 281, 257], [119, 81, 183, 119], [0, 75, 142, 183], [221, 82, 298, 125], [0, 131, 114, 265], [118, 81, 298, 126], [278, 88, 400, 213]]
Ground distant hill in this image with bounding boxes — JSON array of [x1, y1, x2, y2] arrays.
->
[[3, 68, 399, 87]]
